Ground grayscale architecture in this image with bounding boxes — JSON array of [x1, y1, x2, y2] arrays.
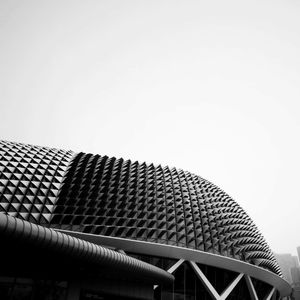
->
[[275, 252, 300, 300], [275, 254, 299, 285], [0, 140, 292, 299]]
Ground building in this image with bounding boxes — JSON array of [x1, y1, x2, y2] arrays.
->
[[275, 253, 300, 300], [275, 254, 299, 285], [0, 140, 292, 299]]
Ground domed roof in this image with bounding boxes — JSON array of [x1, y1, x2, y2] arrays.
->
[[0, 141, 281, 276]]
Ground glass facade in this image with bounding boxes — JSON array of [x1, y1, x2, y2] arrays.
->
[[251, 277, 273, 299], [0, 278, 144, 300], [154, 262, 213, 300], [0, 260, 283, 300], [128, 253, 281, 300], [0, 277, 67, 300], [80, 290, 137, 300]]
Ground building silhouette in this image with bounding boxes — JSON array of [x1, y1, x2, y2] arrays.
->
[[275, 253, 300, 300], [0, 140, 292, 299]]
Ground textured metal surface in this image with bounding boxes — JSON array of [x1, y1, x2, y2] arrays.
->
[[0, 141, 74, 223], [52, 152, 281, 276], [0, 141, 281, 276], [0, 212, 173, 284]]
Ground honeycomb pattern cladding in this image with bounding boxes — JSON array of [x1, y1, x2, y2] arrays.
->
[[50, 152, 281, 276], [0, 141, 74, 223]]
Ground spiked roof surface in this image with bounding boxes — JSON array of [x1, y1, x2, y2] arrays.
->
[[0, 140, 281, 276]]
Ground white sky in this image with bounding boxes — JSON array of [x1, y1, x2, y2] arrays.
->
[[1, 0, 300, 255]]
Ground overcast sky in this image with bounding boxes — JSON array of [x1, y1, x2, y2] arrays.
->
[[1, 0, 300, 255]]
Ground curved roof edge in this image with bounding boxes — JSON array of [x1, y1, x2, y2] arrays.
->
[[61, 230, 292, 297], [0, 213, 173, 285]]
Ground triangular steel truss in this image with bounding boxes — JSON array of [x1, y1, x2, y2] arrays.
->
[[165, 259, 277, 300]]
